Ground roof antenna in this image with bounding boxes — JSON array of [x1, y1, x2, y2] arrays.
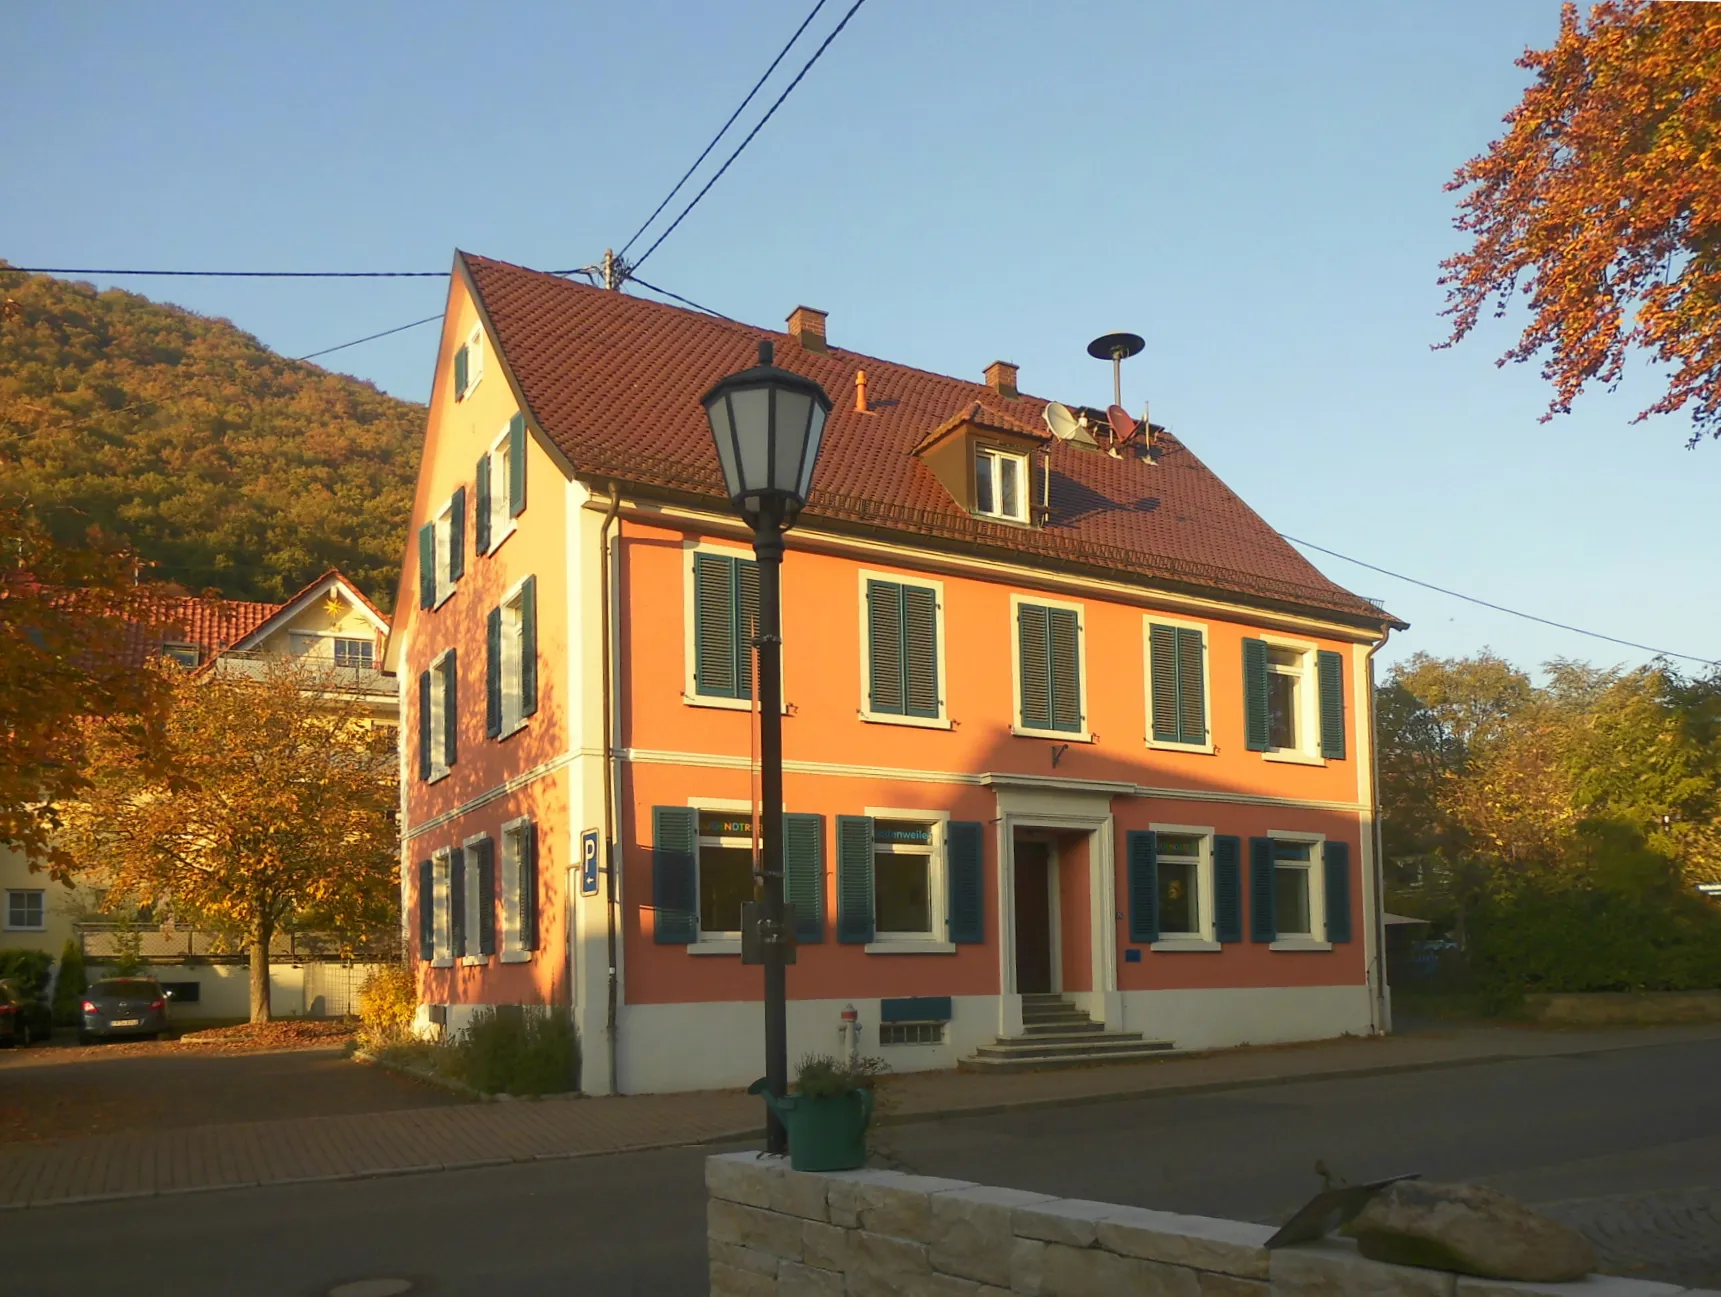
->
[[601, 249, 629, 291], [1087, 331, 1145, 409]]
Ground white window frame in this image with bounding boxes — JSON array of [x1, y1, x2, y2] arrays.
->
[[1008, 593, 1091, 742], [430, 849, 454, 968], [498, 575, 531, 738], [464, 322, 485, 396], [864, 806, 953, 955], [484, 420, 518, 556], [856, 568, 951, 730], [1147, 824, 1219, 951], [1142, 615, 1214, 755], [1267, 829, 1330, 951], [499, 815, 534, 963], [460, 834, 491, 967], [433, 497, 459, 607], [680, 539, 788, 713], [159, 642, 201, 669], [4, 889, 45, 932], [333, 636, 375, 670], [685, 796, 754, 955], [427, 649, 454, 783], [974, 443, 1029, 523], [1261, 633, 1325, 766]]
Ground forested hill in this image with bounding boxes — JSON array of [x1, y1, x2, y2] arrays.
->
[[0, 266, 424, 607]]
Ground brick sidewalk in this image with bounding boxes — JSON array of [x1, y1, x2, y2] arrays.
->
[[5, 1021, 1718, 1211]]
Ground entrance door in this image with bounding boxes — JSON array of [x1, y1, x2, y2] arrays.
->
[[1013, 840, 1053, 994]]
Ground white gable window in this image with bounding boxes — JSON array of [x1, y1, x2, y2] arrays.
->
[[974, 445, 1028, 522], [454, 323, 485, 402], [417, 490, 466, 610], [476, 414, 528, 557]]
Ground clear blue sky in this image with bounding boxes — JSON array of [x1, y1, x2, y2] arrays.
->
[[6, 1, 1715, 679]]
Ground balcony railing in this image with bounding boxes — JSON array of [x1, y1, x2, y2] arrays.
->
[[210, 650, 398, 697]]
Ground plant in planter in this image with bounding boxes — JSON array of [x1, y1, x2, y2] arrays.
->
[[750, 1053, 889, 1171]]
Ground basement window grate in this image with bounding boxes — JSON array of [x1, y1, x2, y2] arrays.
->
[[878, 1021, 943, 1046]]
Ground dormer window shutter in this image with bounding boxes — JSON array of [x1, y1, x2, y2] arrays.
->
[[454, 344, 469, 401]]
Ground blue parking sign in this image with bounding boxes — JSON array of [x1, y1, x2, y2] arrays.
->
[[580, 830, 600, 896]]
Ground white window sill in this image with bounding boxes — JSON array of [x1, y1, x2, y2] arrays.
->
[[499, 716, 528, 741], [431, 958, 454, 969], [865, 939, 956, 955], [683, 694, 790, 714], [427, 767, 452, 785], [1147, 738, 1214, 755], [459, 955, 488, 967], [1011, 725, 1092, 743], [499, 950, 533, 964], [1150, 938, 1221, 952], [1263, 749, 1326, 767], [688, 938, 743, 956], [859, 710, 952, 731], [3, 926, 45, 933], [1270, 938, 1333, 952], [433, 586, 458, 611], [486, 521, 517, 557]]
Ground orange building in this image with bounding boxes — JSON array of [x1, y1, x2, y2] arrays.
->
[[384, 254, 1404, 1095]]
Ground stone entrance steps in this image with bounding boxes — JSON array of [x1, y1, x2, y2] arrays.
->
[[959, 994, 1174, 1072]]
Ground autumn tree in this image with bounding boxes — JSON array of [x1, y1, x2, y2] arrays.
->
[[1442, 1, 1721, 442], [0, 501, 164, 866], [60, 656, 399, 1022]]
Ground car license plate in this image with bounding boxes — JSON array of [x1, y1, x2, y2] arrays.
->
[[110, 1018, 140, 1027]]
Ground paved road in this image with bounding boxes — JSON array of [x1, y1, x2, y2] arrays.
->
[[6, 1036, 1719, 1296]]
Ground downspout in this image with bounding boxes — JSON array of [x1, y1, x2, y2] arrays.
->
[[1366, 631, 1392, 1034], [599, 481, 623, 1095]]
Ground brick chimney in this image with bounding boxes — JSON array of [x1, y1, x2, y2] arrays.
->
[[786, 306, 827, 353], [984, 360, 1019, 399]]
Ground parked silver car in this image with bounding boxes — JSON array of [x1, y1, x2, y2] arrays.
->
[[79, 977, 170, 1043]]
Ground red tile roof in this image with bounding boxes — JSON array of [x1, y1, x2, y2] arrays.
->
[[124, 593, 280, 666], [462, 253, 1395, 627]]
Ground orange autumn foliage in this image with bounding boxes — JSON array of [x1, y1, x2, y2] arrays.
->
[[1442, 1, 1721, 443]]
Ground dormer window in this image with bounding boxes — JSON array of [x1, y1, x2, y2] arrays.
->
[[975, 445, 1028, 522]]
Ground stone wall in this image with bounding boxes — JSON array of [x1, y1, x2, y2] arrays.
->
[[706, 1152, 1718, 1296]]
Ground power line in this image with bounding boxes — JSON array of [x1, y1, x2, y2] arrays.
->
[[629, 0, 870, 274], [1283, 534, 1719, 666], [297, 313, 445, 362], [627, 275, 735, 321], [618, 0, 831, 260], [4, 267, 450, 278]]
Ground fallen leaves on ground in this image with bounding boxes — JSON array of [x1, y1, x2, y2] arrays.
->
[[175, 1019, 356, 1050]]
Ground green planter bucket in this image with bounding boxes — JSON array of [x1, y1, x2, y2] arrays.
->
[[749, 1080, 874, 1172]]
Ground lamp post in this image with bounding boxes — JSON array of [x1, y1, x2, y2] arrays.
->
[[702, 340, 832, 1156]]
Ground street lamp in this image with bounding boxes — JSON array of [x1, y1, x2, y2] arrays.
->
[[703, 340, 832, 1156]]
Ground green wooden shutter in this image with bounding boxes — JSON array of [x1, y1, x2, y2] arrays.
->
[[454, 344, 469, 401], [1318, 650, 1346, 760], [1048, 608, 1082, 733], [784, 813, 824, 944], [450, 848, 467, 958], [1017, 603, 1051, 730], [693, 553, 736, 698], [866, 580, 904, 715], [1213, 836, 1243, 943], [418, 524, 435, 609], [508, 413, 527, 518], [520, 576, 538, 718], [474, 454, 492, 555], [521, 820, 540, 951], [1176, 627, 1206, 744], [1149, 623, 1179, 742], [442, 649, 458, 768], [903, 585, 939, 719], [485, 608, 502, 738], [1243, 639, 1270, 751], [946, 821, 984, 943], [652, 807, 698, 944], [1324, 841, 1352, 943], [1249, 837, 1276, 942], [476, 838, 497, 956], [417, 858, 434, 959], [1127, 830, 1159, 944], [835, 815, 876, 943], [736, 559, 759, 701], [417, 670, 432, 779], [448, 487, 465, 582]]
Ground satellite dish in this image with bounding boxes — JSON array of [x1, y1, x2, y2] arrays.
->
[[1106, 404, 1137, 445], [1043, 401, 1096, 446], [1088, 331, 1146, 408]]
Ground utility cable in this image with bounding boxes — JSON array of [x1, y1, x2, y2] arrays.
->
[[618, 0, 831, 260], [4, 267, 449, 278], [1283, 534, 1720, 666], [297, 313, 445, 362], [626, 275, 735, 321], [628, 0, 869, 274]]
